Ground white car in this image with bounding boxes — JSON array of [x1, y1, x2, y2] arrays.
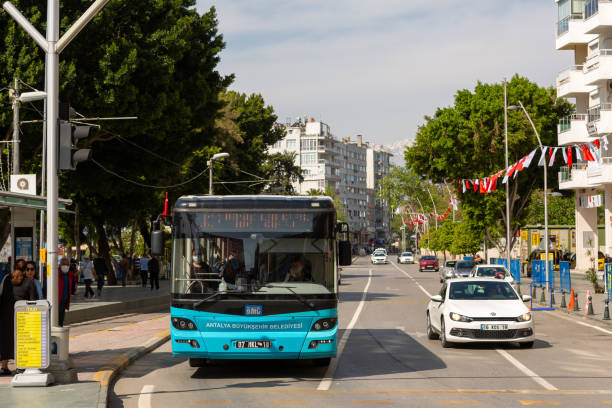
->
[[439, 260, 457, 283], [371, 251, 388, 264], [426, 278, 534, 348], [397, 252, 414, 264], [374, 248, 387, 255], [469, 264, 514, 283]]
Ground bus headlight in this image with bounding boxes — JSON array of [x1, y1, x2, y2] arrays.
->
[[311, 318, 337, 331], [172, 317, 197, 331]]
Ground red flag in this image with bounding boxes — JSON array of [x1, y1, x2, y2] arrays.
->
[[594, 139, 601, 149], [582, 144, 595, 161], [473, 179, 478, 192], [162, 192, 169, 217], [567, 146, 572, 167], [479, 178, 486, 193]]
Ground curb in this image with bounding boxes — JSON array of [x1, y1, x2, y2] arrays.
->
[[94, 328, 171, 408], [66, 295, 170, 325]]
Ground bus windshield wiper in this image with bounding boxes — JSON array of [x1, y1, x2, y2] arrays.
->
[[193, 290, 242, 308], [263, 285, 316, 310]]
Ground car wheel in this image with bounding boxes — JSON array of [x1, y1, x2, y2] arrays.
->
[[426, 312, 439, 340], [313, 357, 332, 367], [189, 358, 207, 367], [440, 319, 453, 348], [519, 341, 534, 349]]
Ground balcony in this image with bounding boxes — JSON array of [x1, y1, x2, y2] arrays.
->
[[558, 113, 591, 145], [587, 104, 612, 136], [584, 0, 612, 34], [586, 156, 612, 184], [559, 164, 597, 189], [556, 14, 596, 50], [556, 65, 594, 97], [583, 49, 612, 85]]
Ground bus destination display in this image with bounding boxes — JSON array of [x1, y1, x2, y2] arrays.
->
[[200, 212, 313, 232]]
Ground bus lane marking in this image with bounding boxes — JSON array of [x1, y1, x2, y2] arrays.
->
[[317, 268, 373, 391]]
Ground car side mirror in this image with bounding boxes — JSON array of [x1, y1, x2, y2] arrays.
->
[[151, 229, 164, 257], [430, 295, 443, 303], [522, 295, 532, 302]]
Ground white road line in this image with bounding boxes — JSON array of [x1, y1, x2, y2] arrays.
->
[[496, 349, 557, 391], [138, 384, 154, 408], [546, 311, 612, 335], [317, 268, 372, 391], [390, 261, 432, 297]]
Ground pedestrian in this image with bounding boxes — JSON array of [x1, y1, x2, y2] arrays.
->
[[58, 257, 73, 327], [112, 256, 121, 285], [12, 267, 37, 301], [81, 255, 95, 299], [119, 254, 129, 287], [70, 258, 79, 295], [92, 256, 108, 297], [24, 261, 42, 300], [0, 268, 16, 375], [140, 254, 150, 288], [133, 255, 141, 283], [149, 254, 160, 290]]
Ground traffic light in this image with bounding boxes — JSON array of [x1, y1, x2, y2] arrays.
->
[[59, 121, 92, 171]]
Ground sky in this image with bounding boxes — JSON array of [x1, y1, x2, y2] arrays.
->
[[195, 1, 570, 154]]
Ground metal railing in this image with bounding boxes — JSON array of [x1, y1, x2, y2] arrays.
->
[[557, 13, 584, 36], [588, 103, 612, 122], [559, 166, 571, 182], [558, 65, 584, 81], [559, 113, 588, 132], [585, 0, 599, 19]]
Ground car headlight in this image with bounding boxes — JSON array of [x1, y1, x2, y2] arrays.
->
[[450, 312, 472, 322], [516, 312, 532, 322]]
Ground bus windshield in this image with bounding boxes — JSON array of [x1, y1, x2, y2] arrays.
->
[[172, 211, 336, 297]]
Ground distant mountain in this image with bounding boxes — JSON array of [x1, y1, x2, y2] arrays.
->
[[385, 138, 412, 165]]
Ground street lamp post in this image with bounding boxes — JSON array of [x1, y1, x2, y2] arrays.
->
[[207, 152, 229, 195], [504, 79, 511, 269], [511, 101, 550, 296]]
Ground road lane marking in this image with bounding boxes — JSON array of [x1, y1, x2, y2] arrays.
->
[[317, 268, 373, 391], [390, 261, 432, 297], [352, 401, 395, 405], [546, 311, 612, 335], [138, 384, 154, 408], [495, 349, 557, 391], [519, 401, 560, 406]]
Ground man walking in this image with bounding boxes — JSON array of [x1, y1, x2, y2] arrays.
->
[[149, 255, 160, 290], [81, 255, 94, 299], [139, 254, 149, 288], [93, 256, 108, 297]]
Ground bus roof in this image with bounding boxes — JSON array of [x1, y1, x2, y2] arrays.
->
[[174, 195, 335, 211]]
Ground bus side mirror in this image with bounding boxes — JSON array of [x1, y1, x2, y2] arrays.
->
[[338, 240, 352, 266], [151, 229, 164, 257]]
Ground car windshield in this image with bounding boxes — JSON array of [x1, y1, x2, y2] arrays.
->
[[421, 256, 436, 261], [445, 261, 457, 267], [373, 251, 386, 256], [449, 281, 518, 300], [401, 252, 412, 257], [172, 211, 336, 296], [476, 267, 507, 277], [456, 262, 473, 269]]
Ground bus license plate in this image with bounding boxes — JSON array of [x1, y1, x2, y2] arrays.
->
[[480, 324, 508, 331], [235, 340, 271, 349]]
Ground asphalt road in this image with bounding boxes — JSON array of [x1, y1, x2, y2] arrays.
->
[[109, 257, 612, 407]]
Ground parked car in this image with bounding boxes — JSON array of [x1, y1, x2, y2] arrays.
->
[[397, 252, 415, 264], [470, 264, 513, 283], [419, 255, 439, 272], [454, 260, 474, 278], [439, 260, 457, 283], [426, 278, 534, 348], [371, 250, 388, 265]]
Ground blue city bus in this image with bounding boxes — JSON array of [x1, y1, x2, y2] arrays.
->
[[152, 195, 351, 368]]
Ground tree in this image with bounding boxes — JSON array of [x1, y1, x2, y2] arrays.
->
[[261, 152, 303, 195], [450, 221, 482, 255], [524, 190, 575, 225], [307, 186, 347, 222], [405, 75, 573, 256]]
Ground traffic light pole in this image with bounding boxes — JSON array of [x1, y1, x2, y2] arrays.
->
[[3, 0, 111, 384]]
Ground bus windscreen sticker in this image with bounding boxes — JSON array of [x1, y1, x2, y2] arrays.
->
[[245, 305, 263, 316]]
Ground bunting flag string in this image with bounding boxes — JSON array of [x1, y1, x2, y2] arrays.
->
[[458, 136, 609, 194]]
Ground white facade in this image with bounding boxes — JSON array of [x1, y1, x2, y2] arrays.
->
[[555, 0, 612, 269], [269, 119, 392, 243]]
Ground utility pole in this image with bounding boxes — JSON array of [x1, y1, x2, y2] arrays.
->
[[11, 77, 19, 174], [4, 0, 111, 384], [504, 79, 511, 269]]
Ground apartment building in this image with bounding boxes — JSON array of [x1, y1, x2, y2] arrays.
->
[[555, 0, 612, 269], [269, 118, 392, 244]]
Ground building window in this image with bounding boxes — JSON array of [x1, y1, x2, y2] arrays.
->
[[272, 141, 282, 149], [301, 152, 316, 165], [286, 139, 296, 149], [301, 139, 317, 151]]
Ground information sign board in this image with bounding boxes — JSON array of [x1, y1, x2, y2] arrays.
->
[[14, 300, 50, 369]]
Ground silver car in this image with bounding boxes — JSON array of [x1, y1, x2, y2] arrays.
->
[[439, 260, 457, 283]]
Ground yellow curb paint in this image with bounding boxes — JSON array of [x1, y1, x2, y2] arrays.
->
[[156, 329, 171, 338], [519, 402, 560, 406], [437, 401, 479, 406]]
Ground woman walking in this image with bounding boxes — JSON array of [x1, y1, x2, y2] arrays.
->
[[25, 261, 43, 300]]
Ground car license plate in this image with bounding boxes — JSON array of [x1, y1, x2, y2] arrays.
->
[[426, 265, 433, 268], [480, 324, 508, 331], [235, 340, 271, 349]]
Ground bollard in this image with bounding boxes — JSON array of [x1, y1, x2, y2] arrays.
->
[[560, 291, 567, 308], [540, 285, 546, 304], [574, 292, 580, 311], [532, 284, 537, 298], [551, 290, 556, 306], [517, 284, 522, 297], [604, 299, 610, 321], [587, 294, 594, 316]]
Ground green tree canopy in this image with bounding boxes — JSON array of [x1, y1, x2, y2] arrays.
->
[[524, 190, 575, 225]]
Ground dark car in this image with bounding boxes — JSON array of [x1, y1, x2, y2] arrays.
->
[[419, 255, 438, 272], [454, 261, 474, 277]]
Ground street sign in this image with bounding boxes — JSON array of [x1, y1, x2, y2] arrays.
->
[[14, 300, 50, 369]]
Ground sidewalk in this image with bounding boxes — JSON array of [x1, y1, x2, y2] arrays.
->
[[0, 311, 170, 407]]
